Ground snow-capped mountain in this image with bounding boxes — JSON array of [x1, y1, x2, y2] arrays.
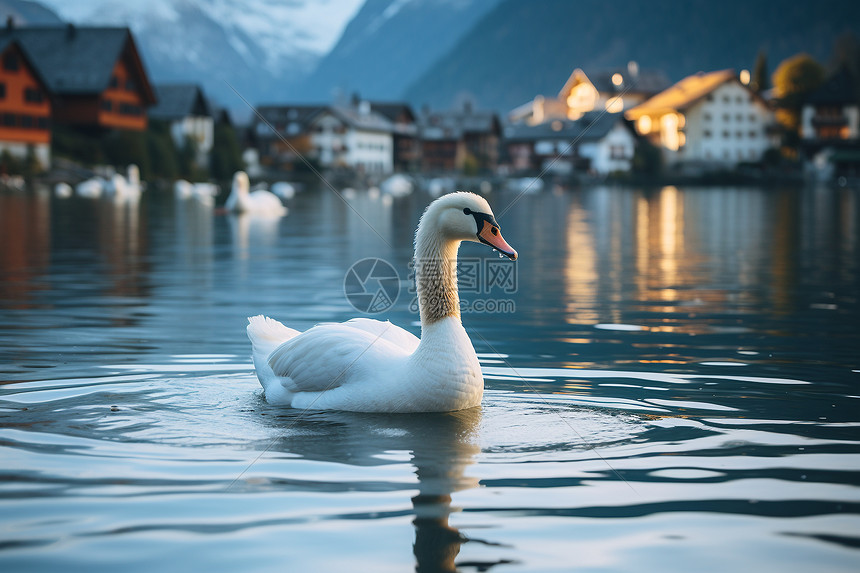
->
[[36, 0, 364, 115]]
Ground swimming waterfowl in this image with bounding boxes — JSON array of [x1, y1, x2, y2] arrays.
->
[[225, 171, 286, 215], [246, 191, 517, 412]]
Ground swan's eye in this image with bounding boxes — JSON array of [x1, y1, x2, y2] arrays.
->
[[491, 227, 498, 236], [463, 208, 472, 215]]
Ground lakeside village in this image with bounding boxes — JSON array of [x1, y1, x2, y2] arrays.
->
[[1, 21, 859, 201]]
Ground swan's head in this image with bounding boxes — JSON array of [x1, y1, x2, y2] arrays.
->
[[232, 171, 250, 194], [419, 192, 517, 260]]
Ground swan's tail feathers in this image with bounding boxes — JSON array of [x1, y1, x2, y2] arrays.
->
[[247, 315, 300, 356], [247, 315, 300, 402]]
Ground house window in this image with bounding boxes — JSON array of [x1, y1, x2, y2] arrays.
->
[[749, 131, 757, 138], [704, 130, 712, 138], [610, 144, 628, 159], [722, 130, 730, 138], [749, 114, 756, 122], [736, 131, 742, 139], [36, 116, 48, 130], [2, 113, 14, 126], [125, 78, 136, 91], [24, 88, 43, 103], [703, 113, 712, 121], [706, 94, 714, 102], [109, 75, 119, 88], [119, 102, 141, 116], [0, 83, 5, 99], [3, 52, 18, 71], [21, 115, 33, 128], [101, 99, 112, 112], [722, 95, 730, 103]]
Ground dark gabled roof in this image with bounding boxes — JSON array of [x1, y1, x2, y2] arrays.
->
[[328, 104, 393, 133], [370, 102, 416, 123], [253, 103, 394, 136], [0, 25, 156, 103], [150, 84, 212, 120], [503, 112, 630, 143], [0, 36, 48, 89], [806, 67, 859, 105], [419, 109, 500, 140], [587, 68, 671, 96]]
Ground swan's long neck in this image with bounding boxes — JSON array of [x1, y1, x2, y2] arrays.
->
[[414, 222, 461, 326]]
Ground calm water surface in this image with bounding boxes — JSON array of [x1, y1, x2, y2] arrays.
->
[[1, 183, 859, 572]]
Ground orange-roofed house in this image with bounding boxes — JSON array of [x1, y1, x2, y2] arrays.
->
[[1, 24, 156, 132], [0, 37, 51, 169], [626, 70, 776, 167]]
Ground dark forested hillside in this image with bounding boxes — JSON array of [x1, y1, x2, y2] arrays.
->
[[402, 0, 860, 112]]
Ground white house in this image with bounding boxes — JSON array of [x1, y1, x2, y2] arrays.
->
[[503, 113, 636, 175], [625, 69, 776, 167], [150, 84, 214, 167], [310, 103, 393, 174]]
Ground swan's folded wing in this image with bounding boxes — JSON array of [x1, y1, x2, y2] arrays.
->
[[340, 318, 419, 353], [267, 322, 410, 393]]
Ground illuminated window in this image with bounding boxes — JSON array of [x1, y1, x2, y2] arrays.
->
[[605, 96, 623, 113], [661, 113, 680, 151]]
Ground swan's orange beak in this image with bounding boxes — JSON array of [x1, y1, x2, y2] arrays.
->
[[478, 220, 518, 261]]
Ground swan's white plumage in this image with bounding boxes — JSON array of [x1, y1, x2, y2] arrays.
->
[[246, 192, 516, 413], [226, 171, 286, 215]]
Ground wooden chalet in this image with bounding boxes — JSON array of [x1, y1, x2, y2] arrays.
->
[[1, 24, 156, 131], [0, 36, 51, 167]]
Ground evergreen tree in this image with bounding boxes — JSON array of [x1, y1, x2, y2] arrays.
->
[[752, 51, 769, 93], [210, 122, 244, 180]]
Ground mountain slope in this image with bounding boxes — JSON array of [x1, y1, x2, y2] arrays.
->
[[403, 0, 860, 112], [34, 0, 364, 114], [295, 0, 504, 102]]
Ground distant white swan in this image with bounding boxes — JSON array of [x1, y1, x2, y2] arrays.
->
[[76, 177, 104, 198], [225, 171, 286, 215], [271, 181, 296, 200], [54, 182, 73, 198], [380, 174, 413, 197], [246, 191, 518, 412]]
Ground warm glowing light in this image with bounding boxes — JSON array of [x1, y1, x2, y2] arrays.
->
[[605, 96, 624, 113], [612, 73, 623, 86], [661, 113, 680, 151], [551, 120, 563, 131], [566, 83, 597, 113], [638, 115, 652, 134], [740, 69, 750, 85]]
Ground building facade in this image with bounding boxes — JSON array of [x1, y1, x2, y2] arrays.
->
[[0, 38, 50, 168], [626, 70, 775, 167]]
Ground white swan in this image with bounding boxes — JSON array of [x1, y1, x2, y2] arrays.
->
[[380, 173, 413, 197], [271, 181, 296, 200], [225, 171, 286, 215], [54, 182, 73, 198], [246, 191, 518, 412], [76, 177, 104, 198]]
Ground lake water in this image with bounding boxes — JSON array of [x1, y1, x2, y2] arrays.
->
[[1, 183, 858, 572]]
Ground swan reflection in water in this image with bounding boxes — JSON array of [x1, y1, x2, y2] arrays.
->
[[259, 406, 508, 572]]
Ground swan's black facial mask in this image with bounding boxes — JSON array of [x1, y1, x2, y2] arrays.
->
[[463, 208, 518, 260]]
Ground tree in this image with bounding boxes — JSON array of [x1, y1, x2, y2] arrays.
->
[[772, 53, 825, 133], [210, 122, 244, 180], [751, 50, 769, 93]]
